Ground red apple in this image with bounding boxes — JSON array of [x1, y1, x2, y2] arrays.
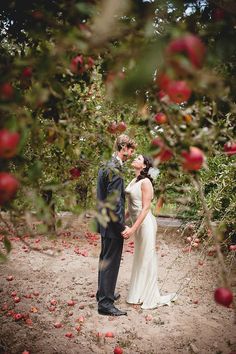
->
[[22, 67, 32, 78], [6, 275, 14, 281], [70, 55, 84, 74], [0, 173, 19, 205], [151, 138, 173, 163], [67, 300, 76, 306], [181, 147, 205, 171], [0, 83, 14, 100], [48, 306, 56, 312], [105, 331, 114, 338], [0, 129, 20, 158], [14, 313, 23, 321], [22, 351, 30, 354], [166, 34, 206, 69], [229, 245, 236, 251], [145, 314, 153, 321], [154, 112, 168, 124], [214, 287, 233, 307], [224, 142, 236, 156], [54, 322, 63, 328], [77, 315, 85, 323], [158, 149, 173, 162], [69, 167, 81, 179], [166, 80, 192, 104], [50, 299, 57, 306], [116, 121, 127, 132], [156, 72, 171, 91], [14, 296, 21, 303], [114, 346, 123, 354], [65, 332, 74, 338], [107, 122, 118, 134]]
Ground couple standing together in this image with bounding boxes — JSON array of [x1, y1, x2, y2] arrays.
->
[[96, 134, 177, 316]]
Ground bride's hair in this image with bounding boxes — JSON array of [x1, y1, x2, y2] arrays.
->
[[136, 155, 154, 185]]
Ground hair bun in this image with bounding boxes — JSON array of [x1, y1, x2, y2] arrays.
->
[[136, 155, 154, 185]]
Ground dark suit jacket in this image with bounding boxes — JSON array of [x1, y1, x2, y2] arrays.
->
[[97, 157, 125, 239]]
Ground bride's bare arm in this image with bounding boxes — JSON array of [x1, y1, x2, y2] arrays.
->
[[122, 179, 153, 238], [125, 210, 130, 219]]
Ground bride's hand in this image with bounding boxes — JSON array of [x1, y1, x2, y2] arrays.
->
[[122, 226, 134, 239]]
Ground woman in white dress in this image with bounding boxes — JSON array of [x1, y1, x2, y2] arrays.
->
[[122, 155, 177, 309]]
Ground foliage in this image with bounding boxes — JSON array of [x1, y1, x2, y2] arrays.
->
[[0, 0, 236, 260]]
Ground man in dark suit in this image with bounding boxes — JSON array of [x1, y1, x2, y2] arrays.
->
[[96, 134, 136, 316]]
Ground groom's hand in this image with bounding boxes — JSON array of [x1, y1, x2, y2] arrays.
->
[[122, 226, 133, 239]]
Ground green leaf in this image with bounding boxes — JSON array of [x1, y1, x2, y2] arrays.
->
[[0, 251, 7, 263], [89, 218, 99, 233], [3, 236, 12, 254], [28, 160, 43, 182], [56, 218, 62, 228], [75, 3, 94, 16], [35, 224, 48, 234]]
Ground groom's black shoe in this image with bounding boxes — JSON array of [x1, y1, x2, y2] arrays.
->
[[98, 305, 127, 316]]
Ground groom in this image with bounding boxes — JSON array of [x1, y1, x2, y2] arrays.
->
[[96, 134, 136, 316]]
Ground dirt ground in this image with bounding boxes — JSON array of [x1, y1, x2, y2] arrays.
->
[[0, 213, 235, 354]]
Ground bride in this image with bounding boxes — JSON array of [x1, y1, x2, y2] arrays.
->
[[122, 154, 177, 309]]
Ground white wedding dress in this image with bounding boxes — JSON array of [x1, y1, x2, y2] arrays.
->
[[125, 178, 177, 309]]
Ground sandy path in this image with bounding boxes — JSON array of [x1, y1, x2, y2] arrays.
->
[[0, 215, 235, 354]]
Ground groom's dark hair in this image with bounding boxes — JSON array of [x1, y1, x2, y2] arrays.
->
[[114, 134, 137, 151]]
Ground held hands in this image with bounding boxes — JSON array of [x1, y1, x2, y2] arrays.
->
[[122, 226, 135, 239]]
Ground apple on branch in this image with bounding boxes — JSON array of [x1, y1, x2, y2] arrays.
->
[[166, 34, 206, 71], [0, 173, 20, 205], [224, 141, 236, 156], [151, 138, 173, 163], [0, 83, 14, 100], [181, 147, 205, 171], [166, 80, 192, 104], [0, 129, 20, 159], [154, 112, 168, 124], [116, 121, 127, 132]]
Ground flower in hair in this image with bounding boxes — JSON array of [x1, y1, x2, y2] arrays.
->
[[148, 167, 160, 180]]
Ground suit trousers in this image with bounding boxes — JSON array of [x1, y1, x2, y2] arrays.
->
[[97, 236, 124, 309]]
